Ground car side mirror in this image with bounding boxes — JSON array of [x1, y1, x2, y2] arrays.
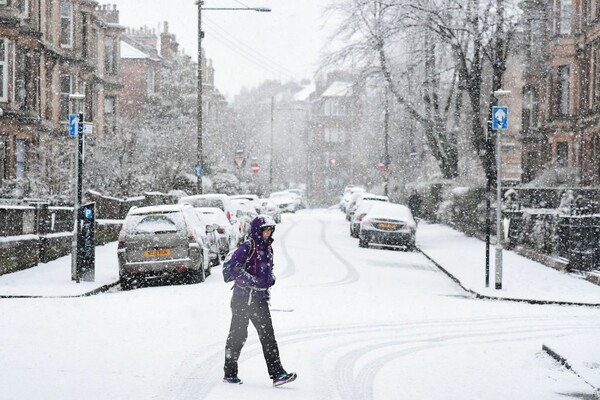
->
[[205, 225, 215, 234]]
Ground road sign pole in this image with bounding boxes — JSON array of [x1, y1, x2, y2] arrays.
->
[[495, 121, 503, 290], [492, 92, 510, 290]]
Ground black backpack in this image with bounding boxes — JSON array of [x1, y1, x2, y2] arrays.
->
[[222, 239, 255, 283]]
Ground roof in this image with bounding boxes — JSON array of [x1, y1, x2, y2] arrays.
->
[[120, 41, 150, 59], [294, 83, 315, 101], [322, 81, 353, 97]]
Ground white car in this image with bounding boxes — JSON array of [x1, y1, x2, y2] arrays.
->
[[340, 186, 365, 213], [270, 191, 299, 213], [359, 202, 417, 250], [179, 193, 243, 246], [350, 199, 384, 238], [258, 198, 282, 223], [230, 200, 258, 241], [193, 207, 239, 260], [346, 193, 389, 221], [230, 194, 261, 213]]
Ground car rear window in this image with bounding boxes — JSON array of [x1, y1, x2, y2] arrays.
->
[[186, 199, 224, 210], [125, 212, 185, 234]]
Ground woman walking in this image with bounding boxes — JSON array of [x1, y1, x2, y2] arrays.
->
[[223, 215, 296, 387]]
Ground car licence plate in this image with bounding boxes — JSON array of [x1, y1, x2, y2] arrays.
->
[[144, 249, 171, 257], [378, 222, 398, 230]]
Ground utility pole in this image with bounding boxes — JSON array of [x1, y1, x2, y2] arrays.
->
[[383, 89, 390, 197], [196, 0, 204, 194], [196, 2, 270, 195], [270, 96, 274, 193]]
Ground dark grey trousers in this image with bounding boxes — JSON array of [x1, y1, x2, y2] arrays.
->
[[224, 295, 285, 379]]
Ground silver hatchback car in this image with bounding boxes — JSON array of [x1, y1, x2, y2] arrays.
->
[[117, 204, 212, 289]]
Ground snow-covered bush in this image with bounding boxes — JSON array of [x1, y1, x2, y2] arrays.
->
[[209, 173, 240, 195], [436, 186, 486, 236]]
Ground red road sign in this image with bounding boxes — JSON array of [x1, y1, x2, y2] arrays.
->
[[251, 161, 260, 174]]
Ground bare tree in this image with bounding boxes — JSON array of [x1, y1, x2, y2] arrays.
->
[[324, 0, 461, 179], [406, 0, 519, 186]]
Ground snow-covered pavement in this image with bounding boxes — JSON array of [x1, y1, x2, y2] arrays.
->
[[0, 209, 599, 399]]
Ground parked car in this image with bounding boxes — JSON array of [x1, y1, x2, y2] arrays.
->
[[179, 194, 236, 223], [346, 193, 389, 221], [358, 202, 417, 250], [285, 189, 306, 209], [350, 200, 383, 238], [179, 194, 242, 246], [230, 194, 261, 213], [270, 191, 300, 213], [193, 209, 221, 266], [230, 200, 258, 241], [258, 198, 282, 223], [117, 204, 212, 290], [194, 207, 238, 260], [340, 186, 365, 213]]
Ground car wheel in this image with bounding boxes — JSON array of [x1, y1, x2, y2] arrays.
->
[[359, 238, 368, 248], [120, 275, 132, 291], [197, 258, 206, 282]]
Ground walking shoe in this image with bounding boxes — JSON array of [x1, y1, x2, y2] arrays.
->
[[223, 376, 243, 384], [272, 372, 297, 387]]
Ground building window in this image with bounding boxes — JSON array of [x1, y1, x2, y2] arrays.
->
[[0, 38, 7, 102], [15, 139, 26, 179], [0, 136, 6, 185], [554, 0, 573, 35], [104, 36, 117, 75], [60, 2, 73, 48], [81, 12, 88, 59], [556, 142, 569, 167], [324, 126, 344, 143], [522, 87, 539, 131], [558, 65, 570, 115], [59, 74, 72, 121], [18, 0, 29, 17], [529, 19, 542, 58], [104, 96, 116, 135], [147, 68, 155, 95]]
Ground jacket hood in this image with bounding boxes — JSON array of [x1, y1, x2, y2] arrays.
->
[[250, 215, 276, 243]]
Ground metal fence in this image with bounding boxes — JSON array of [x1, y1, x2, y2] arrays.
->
[[556, 215, 600, 272]]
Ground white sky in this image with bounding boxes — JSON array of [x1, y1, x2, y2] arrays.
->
[[111, 0, 333, 99], [1, 211, 600, 399]]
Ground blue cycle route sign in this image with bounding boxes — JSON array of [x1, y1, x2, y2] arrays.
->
[[69, 114, 80, 137], [492, 106, 508, 130], [195, 163, 203, 178]]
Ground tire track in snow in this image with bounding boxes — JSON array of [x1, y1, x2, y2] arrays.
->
[[274, 217, 298, 280], [315, 218, 360, 286], [158, 315, 596, 399], [333, 325, 600, 400]]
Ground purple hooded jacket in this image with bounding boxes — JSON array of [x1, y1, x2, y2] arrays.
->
[[228, 215, 276, 301]]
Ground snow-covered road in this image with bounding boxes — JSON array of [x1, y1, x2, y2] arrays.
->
[[1, 209, 599, 399]]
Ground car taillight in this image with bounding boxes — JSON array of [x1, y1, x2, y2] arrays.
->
[[217, 226, 226, 234], [226, 211, 231, 221], [118, 230, 126, 249], [187, 226, 196, 242]]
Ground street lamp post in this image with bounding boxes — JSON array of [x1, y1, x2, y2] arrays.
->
[[196, 1, 271, 194]]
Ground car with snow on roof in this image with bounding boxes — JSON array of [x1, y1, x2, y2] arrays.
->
[[117, 204, 212, 290], [358, 202, 417, 250]]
